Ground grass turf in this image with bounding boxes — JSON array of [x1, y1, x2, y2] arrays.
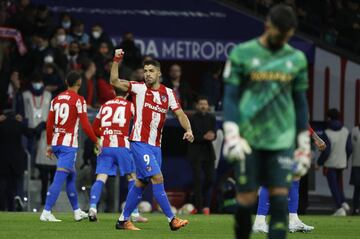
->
[[0, 213, 360, 239]]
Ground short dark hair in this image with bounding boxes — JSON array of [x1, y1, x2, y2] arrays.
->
[[268, 4, 297, 32], [196, 95, 209, 103], [113, 86, 127, 97], [327, 108, 340, 120], [66, 71, 81, 87], [143, 60, 161, 69]]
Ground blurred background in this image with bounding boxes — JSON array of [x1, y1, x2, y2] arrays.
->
[[0, 0, 359, 216]]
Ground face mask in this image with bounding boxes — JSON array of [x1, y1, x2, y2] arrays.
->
[[44, 55, 54, 63], [62, 21, 71, 29], [32, 82, 43, 90], [92, 31, 101, 39], [57, 34, 66, 43], [74, 31, 83, 37]]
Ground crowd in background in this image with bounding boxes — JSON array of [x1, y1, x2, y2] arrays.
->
[[0, 0, 224, 212], [235, 0, 360, 54]]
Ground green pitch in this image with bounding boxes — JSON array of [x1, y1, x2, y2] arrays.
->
[[0, 213, 360, 239]]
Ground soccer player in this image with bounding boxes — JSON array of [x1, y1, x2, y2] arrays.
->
[[40, 71, 100, 222], [110, 49, 194, 231], [253, 127, 326, 233], [88, 88, 147, 223], [222, 4, 310, 239]]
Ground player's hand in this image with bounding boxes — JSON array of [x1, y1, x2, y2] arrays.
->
[[312, 134, 326, 151], [46, 146, 56, 160], [223, 121, 252, 161], [203, 131, 216, 141], [113, 49, 124, 62], [293, 131, 311, 177], [183, 130, 194, 143], [94, 138, 102, 156]]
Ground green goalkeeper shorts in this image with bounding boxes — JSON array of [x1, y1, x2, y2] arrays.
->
[[234, 148, 294, 192]]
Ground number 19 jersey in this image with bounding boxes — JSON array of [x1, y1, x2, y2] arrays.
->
[[93, 97, 134, 148], [49, 89, 89, 147]]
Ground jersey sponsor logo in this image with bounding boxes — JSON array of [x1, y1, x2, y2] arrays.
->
[[250, 71, 292, 82], [58, 95, 71, 100], [144, 102, 167, 113], [161, 95, 167, 103], [103, 128, 123, 135]]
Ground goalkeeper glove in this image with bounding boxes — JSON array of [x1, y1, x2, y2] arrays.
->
[[293, 131, 311, 177], [223, 121, 252, 161]]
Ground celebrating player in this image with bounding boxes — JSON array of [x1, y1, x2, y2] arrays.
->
[[40, 71, 99, 222], [110, 49, 194, 231], [88, 88, 147, 223], [253, 127, 326, 233], [223, 4, 310, 239]]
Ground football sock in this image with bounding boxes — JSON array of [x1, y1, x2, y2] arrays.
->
[[44, 170, 68, 211], [152, 183, 174, 222], [257, 186, 270, 215], [122, 185, 144, 221], [90, 180, 105, 209], [234, 204, 253, 239], [269, 195, 288, 239], [66, 171, 79, 211], [288, 180, 300, 214], [128, 180, 140, 215]]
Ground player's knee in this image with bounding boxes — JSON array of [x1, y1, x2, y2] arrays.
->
[[236, 191, 257, 206], [96, 174, 108, 183], [269, 187, 288, 196], [135, 178, 147, 188], [151, 174, 164, 184], [126, 173, 136, 181]]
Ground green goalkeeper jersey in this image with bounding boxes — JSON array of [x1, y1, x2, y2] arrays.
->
[[224, 39, 308, 150]]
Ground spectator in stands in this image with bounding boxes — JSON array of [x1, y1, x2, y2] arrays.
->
[[19, 74, 54, 206], [97, 59, 115, 105], [79, 58, 98, 109], [200, 63, 222, 111], [0, 110, 29, 211], [188, 96, 216, 215], [1, 70, 22, 111], [34, 4, 54, 38], [93, 42, 112, 78], [27, 33, 56, 73], [335, 0, 360, 51], [317, 108, 352, 216], [163, 64, 193, 109], [89, 23, 113, 57], [58, 12, 73, 33], [6, 0, 36, 39], [129, 66, 144, 82], [42, 63, 65, 97], [69, 20, 90, 51], [117, 31, 142, 76], [50, 27, 71, 50], [65, 41, 84, 71], [350, 125, 360, 215]]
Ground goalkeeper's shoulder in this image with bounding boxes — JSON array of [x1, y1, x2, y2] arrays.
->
[[228, 39, 257, 63]]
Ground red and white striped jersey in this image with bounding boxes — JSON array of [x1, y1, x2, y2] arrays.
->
[[47, 89, 97, 147], [129, 81, 181, 146], [92, 97, 134, 148]]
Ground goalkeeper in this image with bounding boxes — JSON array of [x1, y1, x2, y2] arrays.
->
[[222, 4, 310, 239]]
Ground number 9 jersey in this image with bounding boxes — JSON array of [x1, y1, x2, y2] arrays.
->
[[92, 97, 134, 148], [47, 89, 98, 147]]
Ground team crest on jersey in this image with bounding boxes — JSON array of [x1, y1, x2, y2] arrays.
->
[[146, 166, 152, 172], [161, 95, 167, 103]]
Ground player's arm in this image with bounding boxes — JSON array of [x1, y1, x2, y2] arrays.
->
[[46, 100, 55, 159], [77, 98, 98, 144], [222, 48, 251, 161], [92, 117, 101, 137], [292, 52, 311, 176], [173, 108, 194, 143], [110, 49, 130, 92]]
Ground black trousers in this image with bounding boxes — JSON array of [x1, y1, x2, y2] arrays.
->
[[188, 144, 215, 210], [0, 175, 17, 211]]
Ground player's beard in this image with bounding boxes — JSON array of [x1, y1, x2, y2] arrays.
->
[[266, 36, 284, 51]]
